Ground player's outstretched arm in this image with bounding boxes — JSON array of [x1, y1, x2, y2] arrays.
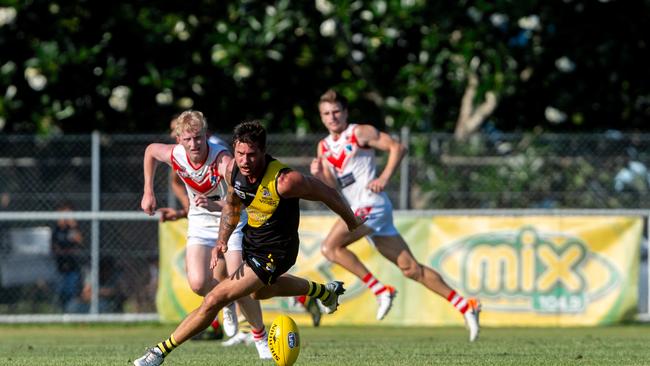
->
[[356, 124, 407, 193], [278, 170, 364, 231], [142, 143, 174, 215]]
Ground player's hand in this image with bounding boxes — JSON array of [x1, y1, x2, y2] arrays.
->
[[157, 207, 181, 222], [194, 194, 221, 212], [209, 240, 228, 270], [367, 177, 388, 193], [310, 157, 323, 176], [141, 192, 157, 215]]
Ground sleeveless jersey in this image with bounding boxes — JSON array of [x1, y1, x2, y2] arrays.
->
[[230, 155, 299, 252], [319, 123, 388, 210]]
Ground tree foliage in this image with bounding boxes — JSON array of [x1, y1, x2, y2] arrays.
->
[[0, 0, 648, 135]]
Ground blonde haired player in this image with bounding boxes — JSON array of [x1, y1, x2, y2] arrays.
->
[[140, 110, 271, 358], [311, 89, 481, 341]]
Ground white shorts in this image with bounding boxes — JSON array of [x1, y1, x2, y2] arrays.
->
[[186, 228, 244, 251], [353, 200, 399, 238], [186, 211, 246, 251]]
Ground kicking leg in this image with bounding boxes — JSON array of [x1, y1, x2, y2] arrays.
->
[[134, 265, 265, 366]]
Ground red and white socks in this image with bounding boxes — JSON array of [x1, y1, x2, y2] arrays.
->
[[362, 273, 390, 296], [447, 289, 470, 314], [251, 326, 267, 342]]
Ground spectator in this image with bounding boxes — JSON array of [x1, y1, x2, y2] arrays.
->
[[66, 256, 126, 313], [51, 202, 84, 310]]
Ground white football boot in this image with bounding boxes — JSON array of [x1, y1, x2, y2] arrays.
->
[[221, 302, 238, 337], [133, 347, 164, 366], [221, 331, 254, 347], [376, 286, 397, 320], [254, 335, 273, 359], [317, 281, 346, 314], [463, 298, 481, 342]]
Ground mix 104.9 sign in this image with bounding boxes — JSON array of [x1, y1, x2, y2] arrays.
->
[[430, 217, 638, 315]]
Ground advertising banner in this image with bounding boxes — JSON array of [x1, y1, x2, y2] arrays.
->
[[158, 215, 641, 326]]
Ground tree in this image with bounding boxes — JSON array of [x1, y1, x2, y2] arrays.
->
[[0, 0, 648, 135]]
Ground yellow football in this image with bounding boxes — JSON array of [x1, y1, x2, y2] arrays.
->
[[268, 315, 300, 366]]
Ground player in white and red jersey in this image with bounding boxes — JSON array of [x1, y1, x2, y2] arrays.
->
[[157, 121, 251, 344], [311, 89, 481, 342], [140, 110, 271, 358]]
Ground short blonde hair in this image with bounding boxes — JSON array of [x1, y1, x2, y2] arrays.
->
[[319, 88, 348, 110], [172, 110, 207, 137]]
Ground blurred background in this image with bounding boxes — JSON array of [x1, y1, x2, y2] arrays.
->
[[0, 1, 649, 321]]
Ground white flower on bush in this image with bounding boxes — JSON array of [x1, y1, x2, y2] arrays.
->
[[320, 18, 336, 37], [174, 21, 190, 41], [178, 97, 194, 109], [109, 85, 130, 111], [155, 89, 173, 106], [234, 64, 252, 80], [375, 1, 387, 15], [24, 67, 47, 91], [211, 45, 227, 63], [0, 7, 17, 27], [192, 82, 204, 95], [5, 85, 16, 99], [518, 15, 541, 31], [555, 56, 575, 73], [490, 13, 508, 28], [544, 106, 567, 124], [315, 0, 333, 15]]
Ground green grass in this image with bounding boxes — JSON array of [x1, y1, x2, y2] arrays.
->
[[1, 323, 649, 365]]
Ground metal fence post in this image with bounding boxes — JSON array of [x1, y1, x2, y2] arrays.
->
[[646, 212, 650, 317], [399, 126, 410, 210], [90, 131, 101, 314]]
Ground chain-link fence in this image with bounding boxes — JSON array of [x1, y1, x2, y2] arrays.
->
[[0, 132, 648, 318]]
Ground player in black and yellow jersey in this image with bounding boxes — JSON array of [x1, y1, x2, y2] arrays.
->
[[134, 120, 365, 366]]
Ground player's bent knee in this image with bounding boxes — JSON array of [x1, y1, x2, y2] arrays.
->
[[320, 243, 336, 261], [402, 264, 422, 281], [189, 279, 209, 296], [320, 245, 332, 260], [202, 288, 229, 311]]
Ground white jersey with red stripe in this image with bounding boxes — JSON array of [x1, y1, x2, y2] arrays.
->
[[171, 138, 246, 242], [319, 123, 389, 211]]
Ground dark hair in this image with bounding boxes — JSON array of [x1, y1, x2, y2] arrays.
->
[[233, 120, 266, 151], [56, 201, 74, 211], [319, 88, 348, 110]]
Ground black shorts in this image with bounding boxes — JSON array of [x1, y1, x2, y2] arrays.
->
[[242, 237, 299, 285]]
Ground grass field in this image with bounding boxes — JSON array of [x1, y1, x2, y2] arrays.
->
[[1, 323, 649, 365]]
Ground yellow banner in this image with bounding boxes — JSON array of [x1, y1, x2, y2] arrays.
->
[[158, 215, 641, 327]]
